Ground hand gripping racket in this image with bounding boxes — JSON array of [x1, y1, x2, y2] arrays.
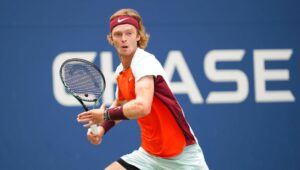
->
[[59, 58, 106, 134]]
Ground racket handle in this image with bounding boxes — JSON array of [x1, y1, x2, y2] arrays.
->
[[90, 124, 99, 135]]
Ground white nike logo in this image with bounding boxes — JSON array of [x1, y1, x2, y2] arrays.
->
[[117, 18, 129, 23]]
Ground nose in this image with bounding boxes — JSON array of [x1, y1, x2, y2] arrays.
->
[[121, 34, 127, 42]]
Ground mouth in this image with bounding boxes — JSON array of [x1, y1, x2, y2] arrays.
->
[[121, 45, 128, 49]]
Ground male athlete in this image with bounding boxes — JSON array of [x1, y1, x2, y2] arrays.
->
[[77, 8, 209, 170]]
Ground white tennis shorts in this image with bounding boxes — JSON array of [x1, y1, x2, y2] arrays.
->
[[121, 144, 209, 170]]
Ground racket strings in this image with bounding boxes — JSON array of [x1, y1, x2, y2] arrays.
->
[[65, 73, 101, 94], [61, 62, 105, 101]]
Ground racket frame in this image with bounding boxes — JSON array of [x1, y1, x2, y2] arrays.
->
[[59, 58, 106, 134]]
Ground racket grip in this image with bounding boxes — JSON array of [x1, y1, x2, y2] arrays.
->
[[90, 124, 99, 135]]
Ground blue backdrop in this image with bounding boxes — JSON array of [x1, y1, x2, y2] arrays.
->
[[1, 0, 299, 169]]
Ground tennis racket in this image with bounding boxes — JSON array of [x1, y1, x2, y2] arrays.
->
[[59, 58, 106, 134]]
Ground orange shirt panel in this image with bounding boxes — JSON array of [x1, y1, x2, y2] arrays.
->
[[138, 97, 186, 158], [117, 68, 186, 158], [117, 68, 136, 101]]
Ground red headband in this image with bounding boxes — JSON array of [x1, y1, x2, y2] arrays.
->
[[110, 15, 140, 32]]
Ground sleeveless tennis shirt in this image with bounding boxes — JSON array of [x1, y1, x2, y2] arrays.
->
[[115, 48, 197, 158]]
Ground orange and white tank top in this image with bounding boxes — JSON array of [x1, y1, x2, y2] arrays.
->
[[115, 48, 197, 158]]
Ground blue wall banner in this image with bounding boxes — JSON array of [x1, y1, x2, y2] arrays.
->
[[0, 0, 299, 169]]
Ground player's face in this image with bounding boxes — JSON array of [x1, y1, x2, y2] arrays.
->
[[111, 24, 140, 58]]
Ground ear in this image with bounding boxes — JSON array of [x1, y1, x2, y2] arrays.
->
[[136, 33, 141, 42], [109, 35, 115, 46]]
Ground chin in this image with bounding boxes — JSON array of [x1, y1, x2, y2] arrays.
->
[[120, 49, 132, 56]]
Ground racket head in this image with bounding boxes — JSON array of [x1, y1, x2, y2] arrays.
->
[[59, 58, 106, 102]]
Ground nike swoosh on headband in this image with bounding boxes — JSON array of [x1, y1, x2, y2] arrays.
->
[[117, 18, 129, 23]]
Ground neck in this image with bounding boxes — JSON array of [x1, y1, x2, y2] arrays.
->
[[119, 48, 138, 69], [120, 56, 131, 69]]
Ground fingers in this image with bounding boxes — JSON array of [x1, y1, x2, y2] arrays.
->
[[77, 107, 106, 124], [83, 122, 94, 128], [77, 112, 92, 121], [91, 137, 102, 145], [88, 134, 101, 145], [77, 117, 93, 128], [78, 111, 93, 116], [77, 111, 96, 123], [77, 118, 92, 123], [87, 128, 102, 145]]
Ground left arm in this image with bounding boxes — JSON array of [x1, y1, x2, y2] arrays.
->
[[122, 75, 154, 119], [77, 75, 154, 125]]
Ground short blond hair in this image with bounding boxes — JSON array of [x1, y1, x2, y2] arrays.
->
[[107, 9, 150, 49]]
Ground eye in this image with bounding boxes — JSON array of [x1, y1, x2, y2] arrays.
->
[[113, 32, 122, 38], [126, 31, 132, 36]]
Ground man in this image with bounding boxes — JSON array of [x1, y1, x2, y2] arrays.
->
[[77, 8, 209, 170]]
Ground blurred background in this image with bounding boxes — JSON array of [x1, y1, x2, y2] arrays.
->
[[0, 0, 299, 169]]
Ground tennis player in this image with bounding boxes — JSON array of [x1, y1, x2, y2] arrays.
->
[[77, 8, 209, 170]]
